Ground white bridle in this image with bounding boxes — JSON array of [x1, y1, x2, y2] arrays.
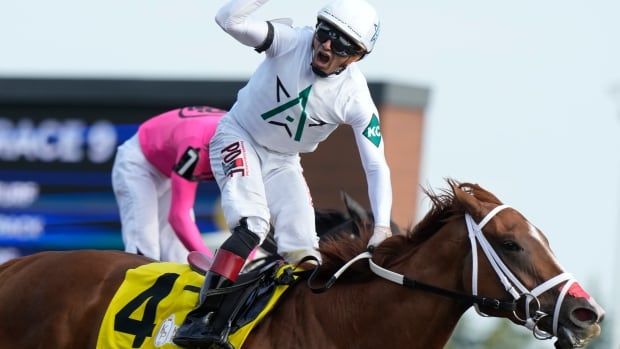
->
[[322, 205, 579, 341], [465, 204, 576, 338]]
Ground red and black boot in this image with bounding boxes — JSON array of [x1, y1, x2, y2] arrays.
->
[[173, 221, 260, 348]]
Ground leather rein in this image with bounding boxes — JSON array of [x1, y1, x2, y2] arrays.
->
[[308, 205, 578, 342]]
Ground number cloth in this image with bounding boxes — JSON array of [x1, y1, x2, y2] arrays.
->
[[96, 262, 202, 349], [96, 262, 298, 349]]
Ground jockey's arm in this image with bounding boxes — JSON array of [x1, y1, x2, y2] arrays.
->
[[215, 0, 272, 49], [168, 173, 213, 257], [215, 0, 298, 56], [349, 103, 393, 232]]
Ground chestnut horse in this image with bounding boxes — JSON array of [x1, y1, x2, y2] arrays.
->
[[0, 181, 605, 349]]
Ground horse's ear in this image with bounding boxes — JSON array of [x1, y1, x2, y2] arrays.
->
[[451, 181, 485, 218], [341, 190, 370, 223]]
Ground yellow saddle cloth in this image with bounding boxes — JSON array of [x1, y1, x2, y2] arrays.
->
[[96, 262, 297, 349]]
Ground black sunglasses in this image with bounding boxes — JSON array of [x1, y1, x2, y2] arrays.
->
[[315, 22, 363, 57]]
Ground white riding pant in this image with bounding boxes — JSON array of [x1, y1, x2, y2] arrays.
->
[[111, 135, 189, 263], [209, 117, 321, 264]]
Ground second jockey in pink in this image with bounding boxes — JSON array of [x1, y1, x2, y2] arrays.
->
[[112, 106, 224, 262]]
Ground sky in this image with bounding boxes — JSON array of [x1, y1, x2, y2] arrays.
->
[[1, 0, 619, 346]]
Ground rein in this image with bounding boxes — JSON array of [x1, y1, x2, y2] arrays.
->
[[309, 205, 578, 342], [308, 251, 516, 312]]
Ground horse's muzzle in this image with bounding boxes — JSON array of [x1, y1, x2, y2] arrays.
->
[[552, 296, 605, 349]]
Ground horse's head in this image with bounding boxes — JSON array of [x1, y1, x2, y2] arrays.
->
[[452, 181, 605, 348]]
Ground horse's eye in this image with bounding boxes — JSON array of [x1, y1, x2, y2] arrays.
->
[[502, 240, 522, 252]]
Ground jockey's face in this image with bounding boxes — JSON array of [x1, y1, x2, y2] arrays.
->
[[311, 29, 363, 76]]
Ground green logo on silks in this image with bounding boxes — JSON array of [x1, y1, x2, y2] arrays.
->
[[363, 114, 382, 147], [261, 85, 313, 142]]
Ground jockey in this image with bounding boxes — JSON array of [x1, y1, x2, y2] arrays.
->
[[112, 107, 223, 262], [174, 0, 393, 346]]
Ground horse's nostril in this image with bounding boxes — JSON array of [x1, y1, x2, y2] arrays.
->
[[572, 308, 596, 324]]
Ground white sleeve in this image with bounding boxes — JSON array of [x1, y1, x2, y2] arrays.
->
[[347, 98, 393, 227], [215, 0, 271, 48]]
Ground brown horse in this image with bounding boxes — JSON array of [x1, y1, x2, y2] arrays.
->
[[0, 181, 605, 349]]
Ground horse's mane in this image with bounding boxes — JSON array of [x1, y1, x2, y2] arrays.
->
[[317, 180, 503, 280]]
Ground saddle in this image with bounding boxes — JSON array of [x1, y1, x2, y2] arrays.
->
[[193, 255, 302, 349]]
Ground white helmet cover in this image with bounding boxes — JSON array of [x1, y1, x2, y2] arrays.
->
[[317, 0, 380, 53]]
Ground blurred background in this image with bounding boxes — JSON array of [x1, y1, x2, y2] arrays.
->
[[1, 0, 618, 347]]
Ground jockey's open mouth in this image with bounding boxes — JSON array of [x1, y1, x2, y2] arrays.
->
[[313, 48, 332, 69]]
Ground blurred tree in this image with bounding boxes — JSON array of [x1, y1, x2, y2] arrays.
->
[[480, 320, 532, 348], [446, 314, 542, 349], [445, 315, 478, 349]]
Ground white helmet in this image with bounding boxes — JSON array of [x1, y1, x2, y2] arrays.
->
[[317, 0, 380, 54]]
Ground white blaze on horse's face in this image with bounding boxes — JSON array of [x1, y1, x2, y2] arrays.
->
[[526, 222, 543, 241], [526, 221, 564, 271]]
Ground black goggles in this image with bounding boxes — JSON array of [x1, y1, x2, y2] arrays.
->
[[315, 22, 363, 57]]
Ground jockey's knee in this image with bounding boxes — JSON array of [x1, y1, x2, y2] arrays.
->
[[243, 216, 270, 239]]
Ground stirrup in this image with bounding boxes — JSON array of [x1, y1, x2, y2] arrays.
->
[[174, 274, 232, 348], [173, 314, 233, 349]]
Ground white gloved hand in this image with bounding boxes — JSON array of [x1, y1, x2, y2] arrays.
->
[[367, 225, 392, 248]]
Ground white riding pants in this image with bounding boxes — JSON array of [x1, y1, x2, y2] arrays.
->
[[209, 117, 321, 263], [111, 135, 188, 262]]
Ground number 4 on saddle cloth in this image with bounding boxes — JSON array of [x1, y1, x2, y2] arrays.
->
[[96, 257, 301, 349]]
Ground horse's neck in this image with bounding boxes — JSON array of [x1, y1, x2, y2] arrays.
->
[[382, 220, 473, 347], [254, 221, 473, 349], [406, 218, 472, 292]]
